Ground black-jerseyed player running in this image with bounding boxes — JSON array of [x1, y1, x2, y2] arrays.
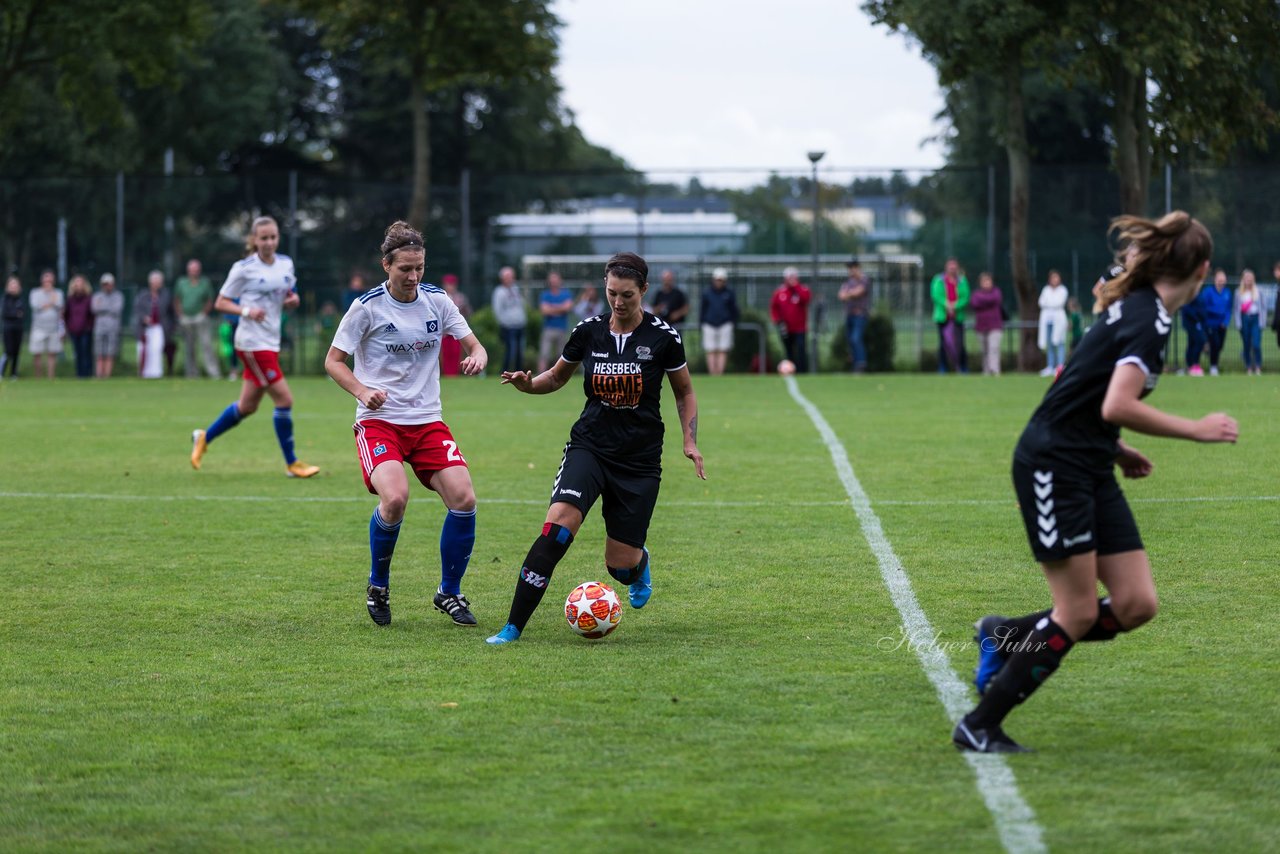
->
[[486, 252, 706, 644], [954, 212, 1238, 753]]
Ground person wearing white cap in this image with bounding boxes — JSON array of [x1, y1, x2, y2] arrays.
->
[[700, 267, 739, 375], [91, 273, 124, 378]]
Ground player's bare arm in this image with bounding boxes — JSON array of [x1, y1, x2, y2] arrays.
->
[[1101, 363, 1238, 442], [324, 345, 387, 410], [501, 357, 576, 394], [668, 365, 706, 479], [457, 333, 488, 376]]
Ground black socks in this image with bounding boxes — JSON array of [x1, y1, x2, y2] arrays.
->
[[505, 523, 574, 631]]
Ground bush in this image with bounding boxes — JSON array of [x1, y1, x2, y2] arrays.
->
[[728, 308, 785, 373], [826, 312, 896, 372]]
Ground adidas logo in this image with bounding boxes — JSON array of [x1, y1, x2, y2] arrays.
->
[[384, 323, 398, 333]]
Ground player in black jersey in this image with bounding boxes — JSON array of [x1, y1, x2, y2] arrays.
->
[[486, 252, 706, 644], [953, 212, 1238, 753]]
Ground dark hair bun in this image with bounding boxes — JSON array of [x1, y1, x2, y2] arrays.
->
[[381, 221, 425, 257]]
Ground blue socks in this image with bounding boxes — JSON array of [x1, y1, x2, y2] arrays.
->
[[204, 402, 242, 443], [369, 508, 401, 588], [272, 407, 296, 464], [368, 506, 474, 593], [439, 508, 476, 595]]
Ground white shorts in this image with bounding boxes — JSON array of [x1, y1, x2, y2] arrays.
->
[[29, 328, 62, 354], [701, 322, 734, 352]]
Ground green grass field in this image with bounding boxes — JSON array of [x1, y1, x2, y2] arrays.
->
[[1, 372, 1276, 852]]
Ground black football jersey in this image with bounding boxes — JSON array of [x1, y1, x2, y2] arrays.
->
[[561, 311, 688, 473], [1018, 286, 1170, 467]]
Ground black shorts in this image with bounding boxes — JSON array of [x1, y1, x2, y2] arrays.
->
[[550, 444, 660, 549], [1011, 454, 1143, 562]]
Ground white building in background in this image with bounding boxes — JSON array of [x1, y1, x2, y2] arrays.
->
[[490, 192, 921, 260], [493, 207, 749, 257]]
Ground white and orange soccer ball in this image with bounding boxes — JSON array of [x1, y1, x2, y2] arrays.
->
[[564, 581, 622, 639]]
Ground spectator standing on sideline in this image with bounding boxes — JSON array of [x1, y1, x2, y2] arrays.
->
[[1199, 268, 1232, 376], [492, 266, 527, 373], [1067, 297, 1085, 353], [175, 258, 222, 378], [439, 273, 472, 377], [91, 273, 123, 378], [1233, 269, 1265, 374], [1272, 262, 1280, 351], [132, 270, 177, 378], [1, 275, 24, 379], [64, 274, 95, 379], [1037, 270, 1069, 376], [650, 269, 690, 327], [930, 258, 969, 373], [969, 271, 1004, 376], [537, 271, 574, 372], [1181, 282, 1206, 375], [700, 267, 739, 376], [770, 266, 813, 372], [341, 272, 368, 312], [838, 259, 871, 373], [573, 283, 604, 321], [29, 269, 63, 380]]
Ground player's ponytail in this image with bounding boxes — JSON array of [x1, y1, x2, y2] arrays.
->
[[243, 216, 278, 257], [1096, 211, 1213, 312], [381, 221, 425, 260]]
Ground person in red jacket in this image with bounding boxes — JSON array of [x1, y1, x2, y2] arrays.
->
[[770, 266, 812, 372]]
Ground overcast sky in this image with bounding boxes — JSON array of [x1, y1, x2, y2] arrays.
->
[[554, 0, 946, 187]]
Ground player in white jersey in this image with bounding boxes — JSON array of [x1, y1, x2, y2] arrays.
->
[[325, 221, 489, 627], [190, 216, 320, 478]]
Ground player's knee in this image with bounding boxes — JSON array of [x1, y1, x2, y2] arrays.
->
[[380, 493, 408, 522], [1057, 600, 1099, 639], [449, 489, 476, 514], [238, 399, 259, 416], [1114, 592, 1158, 629]]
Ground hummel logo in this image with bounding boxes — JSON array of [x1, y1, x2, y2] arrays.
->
[[1063, 532, 1093, 547], [591, 351, 609, 358], [384, 323, 397, 333], [958, 722, 987, 752]]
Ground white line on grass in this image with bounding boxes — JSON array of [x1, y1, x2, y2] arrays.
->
[[784, 376, 1046, 854]]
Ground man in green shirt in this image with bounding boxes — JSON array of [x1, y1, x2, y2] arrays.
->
[[175, 258, 222, 378]]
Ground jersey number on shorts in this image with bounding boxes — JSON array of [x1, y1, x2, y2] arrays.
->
[[443, 440, 464, 462]]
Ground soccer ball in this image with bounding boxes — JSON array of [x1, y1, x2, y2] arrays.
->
[[777, 359, 796, 375], [564, 581, 622, 639]]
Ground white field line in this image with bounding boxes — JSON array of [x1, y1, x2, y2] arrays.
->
[[784, 376, 1046, 854]]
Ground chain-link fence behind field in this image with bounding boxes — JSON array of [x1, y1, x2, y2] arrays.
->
[[4, 164, 1280, 374]]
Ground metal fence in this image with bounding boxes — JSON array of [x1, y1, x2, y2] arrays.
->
[[4, 164, 1279, 374]]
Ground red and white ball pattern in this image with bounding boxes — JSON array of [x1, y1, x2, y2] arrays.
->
[[564, 581, 622, 639]]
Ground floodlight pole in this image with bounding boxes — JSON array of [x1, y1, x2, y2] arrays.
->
[[807, 151, 824, 373]]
